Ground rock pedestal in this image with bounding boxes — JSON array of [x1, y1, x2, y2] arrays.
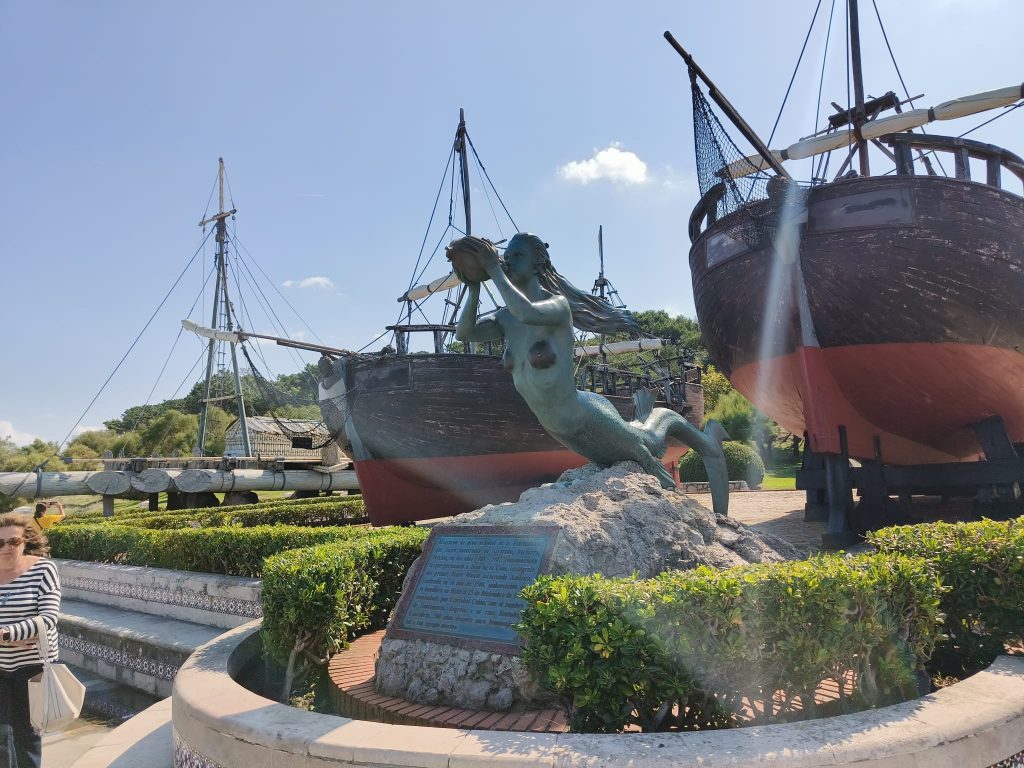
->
[[374, 462, 800, 711]]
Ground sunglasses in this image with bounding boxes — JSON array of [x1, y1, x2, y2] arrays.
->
[[0, 538, 25, 549]]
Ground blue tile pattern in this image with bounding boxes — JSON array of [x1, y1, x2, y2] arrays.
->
[[990, 750, 1024, 768], [173, 730, 223, 768], [58, 633, 180, 681], [63, 576, 261, 618]]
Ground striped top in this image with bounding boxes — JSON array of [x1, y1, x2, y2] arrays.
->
[[0, 558, 60, 671]]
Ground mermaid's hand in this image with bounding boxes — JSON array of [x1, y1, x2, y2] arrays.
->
[[446, 236, 499, 283]]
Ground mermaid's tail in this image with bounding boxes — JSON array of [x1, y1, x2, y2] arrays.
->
[[640, 410, 731, 516], [695, 419, 730, 517]]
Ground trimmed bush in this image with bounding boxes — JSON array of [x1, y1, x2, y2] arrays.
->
[[261, 526, 428, 667], [678, 441, 765, 488], [60, 494, 362, 525], [868, 517, 1024, 675], [116, 498, 366, 529], [519, 554, 942, 732], [48, 523, 375, 577]]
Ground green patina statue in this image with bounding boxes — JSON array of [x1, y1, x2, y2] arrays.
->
[[451, 233, 730, 516]]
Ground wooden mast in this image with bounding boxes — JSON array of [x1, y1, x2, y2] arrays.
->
[[664, 31, 791, 180], [848, 0, 871, 176], [457, 108, 472, 236], [196, 158, 251, 456]]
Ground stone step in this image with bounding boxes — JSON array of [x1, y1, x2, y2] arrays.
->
[[58, 599, 224, 698], [56, 559, 262, 630]]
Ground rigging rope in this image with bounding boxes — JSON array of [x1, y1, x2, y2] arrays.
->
[[122, 262, 220, 449], [767, 0, 824, 147], [232, 232, 327, 346], [466, 134, 519, 232], [812, 0, 838, 184], [47, 227, 215, 464]]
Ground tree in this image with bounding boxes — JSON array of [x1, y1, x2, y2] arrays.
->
[[139, 409, 199, 457], [65, 429, 142, 467], [632, 310, 705, 359], [705, 389, 757, 443], [700, 365, 733, 413], [0, 437, 62, 512]]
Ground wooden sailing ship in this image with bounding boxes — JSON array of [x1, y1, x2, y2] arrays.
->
[[666, 3, 1024, 544], [317, 113, 704, 525]]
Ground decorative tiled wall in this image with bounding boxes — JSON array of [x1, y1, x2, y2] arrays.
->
[[62, 575, 261, 618], [173, 730, 223, 768], [990, 750, 1024, 768], [59, 633, 180, 680]]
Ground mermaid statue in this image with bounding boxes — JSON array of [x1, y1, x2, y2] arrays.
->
[[450, 233, 730, 516]]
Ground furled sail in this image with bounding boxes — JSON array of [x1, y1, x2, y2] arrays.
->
[[398, 271, 462, 303], [573, 338, 663, 358], [720, 83, 1024, 179]]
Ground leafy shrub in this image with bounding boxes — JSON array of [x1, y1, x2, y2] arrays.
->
[[519, 554, 942, 732], [261, 526, 427, 666], [48, 523, 374, 577], [868, 517, 1024, 675], [678, 441, 765, 488]]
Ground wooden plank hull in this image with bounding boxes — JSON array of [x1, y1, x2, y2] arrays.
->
[[319, 354, 698, 524], [690, 175, 1024, 463]]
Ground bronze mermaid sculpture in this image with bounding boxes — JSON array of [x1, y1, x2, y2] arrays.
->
[[451, 233, 730, 516]]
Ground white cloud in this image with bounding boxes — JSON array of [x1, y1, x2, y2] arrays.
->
[[71, 424, 103, 436], [0, 420, 37, 446], [282, 276, 335, 290], [558, 144, 648, 185]]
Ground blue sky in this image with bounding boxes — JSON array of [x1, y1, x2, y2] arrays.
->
[[1, 0, 1021, 447]]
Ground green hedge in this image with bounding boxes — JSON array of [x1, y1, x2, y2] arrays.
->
[[261, 526, 428, 667], [48, 523, 376, 577], [113, 498, 366, 529], [678, 441, 765, 488], [868, 517, 1024, 675], [519, 554, 942, 732], [61, 494, 362, 525]]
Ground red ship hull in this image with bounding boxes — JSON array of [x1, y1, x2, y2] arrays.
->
[[320, 353, 700, 526], [690, 175, 1024, 466], [731, 342, 1024, 466]]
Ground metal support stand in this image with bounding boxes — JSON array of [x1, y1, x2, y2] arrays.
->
[[821, 427, 857, 550]]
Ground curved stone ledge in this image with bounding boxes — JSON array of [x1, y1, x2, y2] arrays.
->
[[172, 620, 1024, 768]]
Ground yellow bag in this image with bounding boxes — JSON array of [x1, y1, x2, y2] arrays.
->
[[27, 616, 85, 733]]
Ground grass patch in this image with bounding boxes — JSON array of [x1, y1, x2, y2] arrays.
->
[[760, 450, 800, 490]]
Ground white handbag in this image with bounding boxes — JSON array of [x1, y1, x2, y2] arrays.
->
[[26, 615, 85, 733]]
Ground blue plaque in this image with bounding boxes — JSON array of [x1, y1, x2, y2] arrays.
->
[[389, 525, 558, 654]]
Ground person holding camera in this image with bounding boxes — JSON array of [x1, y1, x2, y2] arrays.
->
[[0, 513, 62, 768], [32, 500, 65, 533]]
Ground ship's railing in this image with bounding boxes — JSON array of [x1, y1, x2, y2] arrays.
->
[[689, 183, 726, 243], [388, 323, 506, 356], [577, 354, 702, 408], [884, 133, 1024, 193], [688, 135, 1024, 245]]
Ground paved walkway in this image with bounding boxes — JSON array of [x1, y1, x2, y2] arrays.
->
[[44, 715, 112, 768], [697, 488, 826, 554]]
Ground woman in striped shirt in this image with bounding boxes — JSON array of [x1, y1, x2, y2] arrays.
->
[[0, 513, 61, 768]]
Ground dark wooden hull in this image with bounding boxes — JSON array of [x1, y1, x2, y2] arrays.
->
[[319, 354, 703, 524], [690, 175, 1024, 464]]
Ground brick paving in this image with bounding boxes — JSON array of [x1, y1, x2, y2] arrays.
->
[[327, 630, 569, 733]]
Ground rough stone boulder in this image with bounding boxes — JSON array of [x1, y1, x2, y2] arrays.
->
[[374, 462, 801, 711]]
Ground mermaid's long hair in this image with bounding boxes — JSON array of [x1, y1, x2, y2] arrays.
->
[[507, 233, 640, 336]]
